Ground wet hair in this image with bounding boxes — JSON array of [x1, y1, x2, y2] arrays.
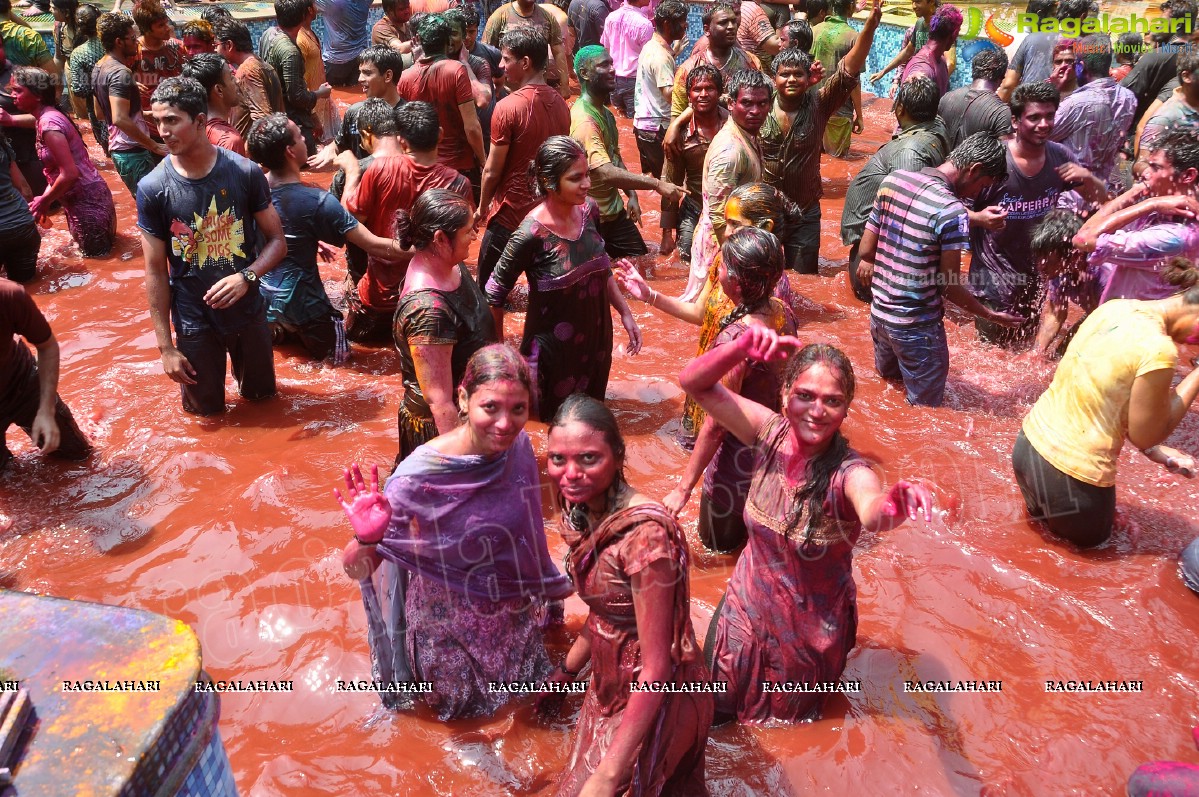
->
[[273, 0, 314, 29], [51, 0, 78, 16], [1073, 33, 1112, 76], [1030, 208, 1084, 260], [416, 13, 450, 54], [1010, 80, 1061, 117], [1178, 50, 1199, 81], [394, 188, 472, 251], [529, 135, 586, 198], [73, 3, 100, 48], [548, 393, 627, 529], [181, 52, 228, 95], [1115, 31, 1144, 64], [1153, 128, 1199, 174], [709, 0, 739, 25], [382, 0, 410, 17], [132, 0, 169, 32], [181, 20, 216, 47], [359, 44, 404, 83], [895, 74, 939, 122], [151, 76, 207, 119], [727, 68, 772, 102], [215, 20, 253, 53], [654, 0, 687, 29], [200, 5, 231, 26], [780, 344, 857, 540], [726, 182, 803, 241], [460, 343, 536, 405], [246, 113, 294, 171], [830, 0, 852, 16], [462, 2, 481, 27], [409, 12, 428, 41], [358, 97, 399, 137], [928, 4, 963, 42], [1164, 257, 1199, 304], [501, 27, 549, 71], [772, 47, 813, 75], [98, 11, 135, 51], [804, 0, 828, 17], [395, 100, 438, 150], [948, 132, 1008, 179], [1055, 0, 1089, 19], [782, 19, 813, 54], [971, 46, 1008, 82], [574, 44, 608, 79], [442, 7, 467, 35], [10, 67, 58, 107], [1026, 0, 1055, 16], [718, 228, 784, 330], [686, 63, 723, 94]]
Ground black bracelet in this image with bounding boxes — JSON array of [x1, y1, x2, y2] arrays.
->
[[558, 662, 579, 678], [354, 534, 379, 546]]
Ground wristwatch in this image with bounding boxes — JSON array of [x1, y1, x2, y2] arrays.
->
[[240, 268, 258, 284]]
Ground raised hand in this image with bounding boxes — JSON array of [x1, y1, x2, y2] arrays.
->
[[614, 260, 651, 303], [740, 326, 802, 363], [334, 463, 392, 544], [881, 479, 935, 522]]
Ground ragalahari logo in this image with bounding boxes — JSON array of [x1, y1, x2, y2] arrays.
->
[[1017, 12, 1191, 36], [960, 6, 1016, 46]]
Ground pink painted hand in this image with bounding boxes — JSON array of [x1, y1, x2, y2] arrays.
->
[[334, 463, 391, 544], [881, 479, 935, 522], [739, 326, 802, 364]]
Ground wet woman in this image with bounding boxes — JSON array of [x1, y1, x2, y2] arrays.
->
[[666, 227, 796, 552], [8, 67, 116, 257], [681, 331, 934, 723], [485, 135, 642, 422], [544, 394, 713, 795], [616, 182, 798, 447], [336, 345, 573, 720], [394, 189, 496, 462], [1015, 257, 1199, 548]]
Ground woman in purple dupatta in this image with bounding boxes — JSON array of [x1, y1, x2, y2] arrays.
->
[[337, 345, 573, 720], [681, 333, 935, 725]]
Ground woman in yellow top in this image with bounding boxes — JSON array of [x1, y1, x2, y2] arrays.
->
[[1014, 257, 1199, 547]]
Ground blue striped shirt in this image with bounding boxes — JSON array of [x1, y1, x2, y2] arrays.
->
[[867, 168, 970, 327]]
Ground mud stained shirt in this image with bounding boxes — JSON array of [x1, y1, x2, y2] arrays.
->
[[136, 149, 272, 334], [132, 39, 185, 112]]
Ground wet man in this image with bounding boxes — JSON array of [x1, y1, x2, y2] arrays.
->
[[672, 2, 760, 118], [181, 51, 245, 156], [810, 0, 862, 157], [632, 0, 688, 179], [308, 45, 405, 168], [897, 3, 960, 100], [483, 0, 569, 97], [600, 0, 652, 118], [215, 20, 285, 139], [138, 77, 287, 415], [937, 46, 1012, 151], [131, 0, 184, 112], [259, 0, 332, 155], [570, 45, 686, 259]]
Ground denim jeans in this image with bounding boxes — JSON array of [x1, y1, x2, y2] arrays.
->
[[870, 316, 950, 406]]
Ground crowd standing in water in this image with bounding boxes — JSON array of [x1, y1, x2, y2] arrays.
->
[[2, 0, 1199, 790]]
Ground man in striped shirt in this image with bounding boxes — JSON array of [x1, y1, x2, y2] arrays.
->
[[857, 132, 1023, 406]]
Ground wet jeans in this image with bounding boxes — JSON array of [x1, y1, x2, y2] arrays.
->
[[870, 316, 949, 407]]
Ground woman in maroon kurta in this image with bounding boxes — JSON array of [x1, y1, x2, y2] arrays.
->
[[543, 394, 713, 796], [680, 332, 935, 724]]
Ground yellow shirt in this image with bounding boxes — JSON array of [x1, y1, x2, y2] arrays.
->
[[1022, 300, 1178, 487]]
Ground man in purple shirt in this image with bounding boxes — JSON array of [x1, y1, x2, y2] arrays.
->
[[1050, 33, 1136, 191], [1074, 130, 1199, 303], [898, 4, 960, 99]]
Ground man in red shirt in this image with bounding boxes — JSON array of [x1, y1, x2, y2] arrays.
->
[[182, 52, 246, 156], [131, 0, 184, 112], [396, 14, 486, 199], [339, 100, 473, 343], [474, 27, 570, 288], [0, 278, 91, 470]]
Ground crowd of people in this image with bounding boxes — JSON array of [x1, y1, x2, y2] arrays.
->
[[3, 0, 1199, 791]]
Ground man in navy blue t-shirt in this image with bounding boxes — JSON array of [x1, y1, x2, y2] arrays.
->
[[137, 76, 287, 415]]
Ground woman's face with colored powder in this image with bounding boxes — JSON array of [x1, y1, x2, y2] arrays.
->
[[547, 421, 620, 511], [461, 380, 530, 457], [783, 363, 850, 450], [553, 155, 592, 206]]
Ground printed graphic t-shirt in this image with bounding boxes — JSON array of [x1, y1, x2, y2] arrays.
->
[[136, 149, 272, 334]]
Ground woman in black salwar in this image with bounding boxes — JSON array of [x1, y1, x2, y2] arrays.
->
[[484, 135, 641, 421]]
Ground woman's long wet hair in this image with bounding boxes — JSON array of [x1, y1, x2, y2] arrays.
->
[[780, 344, 856, 540], [394, 189, 472, 252], [529, 135, 586, 199], [549, 393, 628, 531], [73, 3, 100, 48], [718, 227, 784, 331]]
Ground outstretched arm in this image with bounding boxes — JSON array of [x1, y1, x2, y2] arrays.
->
[[843, 467, 935, 533]]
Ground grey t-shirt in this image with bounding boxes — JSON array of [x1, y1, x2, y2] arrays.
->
[[1010, 32, 1058, 85], [938, 87, 1013, 150]]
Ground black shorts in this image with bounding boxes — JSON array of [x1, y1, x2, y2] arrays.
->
[[271, 315, 346, 362], [0, 344, 91, 466], [0, 221, 42, 284], [175, 321, 277, 415], [1012, 430, 1116, 548], [323, 57, 361, 86], [634, 127, 665, 178], [343, 276, 395, 345], [597, 211, 648, 260], [476, 220, 514, 291]]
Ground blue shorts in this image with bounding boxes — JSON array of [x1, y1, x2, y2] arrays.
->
[[870, 316, 950, 407]]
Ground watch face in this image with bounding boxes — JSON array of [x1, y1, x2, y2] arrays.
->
[[242, 269, 257, 283]]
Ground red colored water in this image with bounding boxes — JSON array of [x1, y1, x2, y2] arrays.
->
[[2, 88, 1197, 795]]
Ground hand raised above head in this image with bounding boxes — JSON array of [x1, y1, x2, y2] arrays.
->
[[334, 463, 392, 544]]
